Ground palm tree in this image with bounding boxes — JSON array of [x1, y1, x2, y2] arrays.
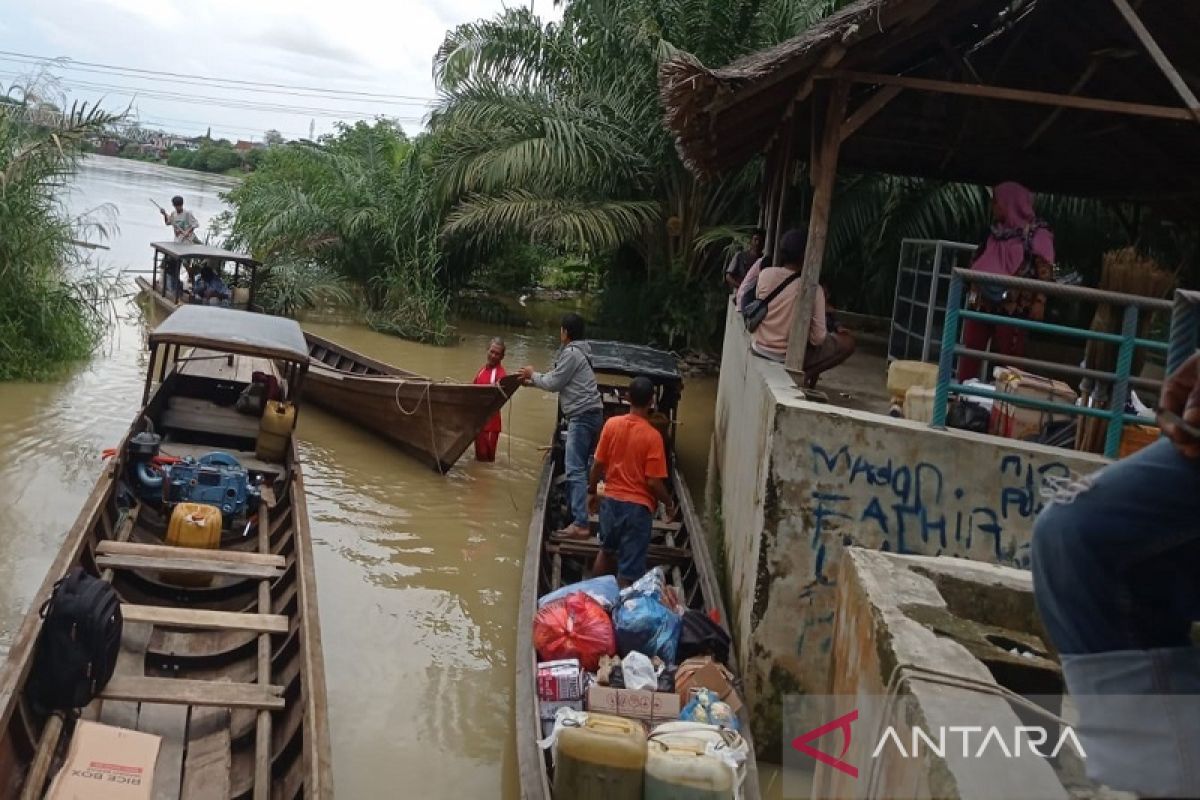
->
[[430, 0, 842, 286]]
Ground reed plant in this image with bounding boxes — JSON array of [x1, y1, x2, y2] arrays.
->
[[0, 98, 122, 380]]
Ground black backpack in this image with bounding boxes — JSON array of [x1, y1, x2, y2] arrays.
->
[[29, 568, 122, 711]]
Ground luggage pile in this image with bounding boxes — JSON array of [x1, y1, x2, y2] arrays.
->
[[533, 568, 748, 799]]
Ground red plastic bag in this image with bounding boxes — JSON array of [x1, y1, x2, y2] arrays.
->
[[533, 592, 616, 671]]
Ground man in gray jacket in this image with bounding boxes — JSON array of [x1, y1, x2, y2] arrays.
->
[[520, 313, 604, 538]]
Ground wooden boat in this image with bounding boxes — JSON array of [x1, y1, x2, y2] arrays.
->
[[515, 341, 760, 799], [137, 242, 262, 310], [0, 305, 332, 798], [137, 247, 521, 473], [304, 333, 522, 473]]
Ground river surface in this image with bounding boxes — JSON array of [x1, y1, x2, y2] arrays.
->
[[0, 155, 717, 797]]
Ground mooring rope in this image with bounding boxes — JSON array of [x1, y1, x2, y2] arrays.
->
[[394, 380, 445, 475]]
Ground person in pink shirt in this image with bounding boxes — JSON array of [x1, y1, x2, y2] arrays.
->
[[957, 181, 1055, 381], [749, 229, 855, 387]]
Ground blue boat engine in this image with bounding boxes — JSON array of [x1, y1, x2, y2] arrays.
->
[[164, 452, 261, 523]]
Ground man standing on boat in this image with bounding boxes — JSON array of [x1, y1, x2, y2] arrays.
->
[[519, 313, 603, 539], [587, 376, 675, 587], [473, 338, 508, 462], [159, 195, 199, 298]]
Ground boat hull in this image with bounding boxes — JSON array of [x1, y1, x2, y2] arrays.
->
[[0, 400, 332, 798], [516, 420, 760, 799]]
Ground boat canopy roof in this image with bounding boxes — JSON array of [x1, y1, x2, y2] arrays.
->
[[152, 241, 260, 266], [584, 340, 681, 384], [150, 305, 309, 363]]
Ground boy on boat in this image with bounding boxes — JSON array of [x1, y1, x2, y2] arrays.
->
[[586, 376, 675, 587], [158, 195, 198, 298], [473, 338, 507, 462], [519, 313, 602, 539]]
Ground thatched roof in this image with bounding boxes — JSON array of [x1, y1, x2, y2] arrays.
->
[[660, 0, 1200, 203]]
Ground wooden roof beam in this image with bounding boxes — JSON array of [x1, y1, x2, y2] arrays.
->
[[841, 84, 904, 143], [1109, 0, 1200, 125], [822, 69, 1197, 123]]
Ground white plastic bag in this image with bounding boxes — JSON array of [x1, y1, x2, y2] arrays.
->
[[622, 651, 657, 691]]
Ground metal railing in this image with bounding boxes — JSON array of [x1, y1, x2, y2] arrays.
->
[[931, 268, 1173, 458]]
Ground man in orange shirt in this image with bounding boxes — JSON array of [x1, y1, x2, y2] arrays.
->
[[587, 376, 676, 586], [473, 338, 507, 461]]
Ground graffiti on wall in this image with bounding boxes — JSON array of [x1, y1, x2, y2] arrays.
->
[[806, 444, 1072, 578]]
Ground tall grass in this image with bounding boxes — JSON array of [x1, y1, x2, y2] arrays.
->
[[0, 97, 123, 380]]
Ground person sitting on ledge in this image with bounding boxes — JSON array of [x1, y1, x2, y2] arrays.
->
[[749, 229, 855, 388]]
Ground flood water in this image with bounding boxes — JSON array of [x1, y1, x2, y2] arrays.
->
[[0, 155, 717, 796]]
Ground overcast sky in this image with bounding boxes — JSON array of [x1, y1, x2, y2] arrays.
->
[[0, 0, 558, 141]]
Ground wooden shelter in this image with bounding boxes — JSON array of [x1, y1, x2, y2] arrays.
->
[[660, 0, 1200, 381]]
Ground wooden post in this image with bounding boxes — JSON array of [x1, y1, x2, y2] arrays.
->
[[771, 111, 797, 267], [785, 80, 849, 380]]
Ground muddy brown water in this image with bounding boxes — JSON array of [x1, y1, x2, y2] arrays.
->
[[0, 156, 717, 796]]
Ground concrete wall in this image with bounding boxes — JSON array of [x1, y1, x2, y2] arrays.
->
[[816, 549, 1070, 800], [708, 304, 1106, 755]]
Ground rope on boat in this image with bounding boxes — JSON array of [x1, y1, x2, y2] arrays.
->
[[393, 380, 445, 475]]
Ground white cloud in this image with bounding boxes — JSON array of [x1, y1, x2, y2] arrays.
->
[[0, 0, 560, 140]]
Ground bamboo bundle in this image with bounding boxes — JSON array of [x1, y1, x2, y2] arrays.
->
[[1076, 248, 1176, 453]]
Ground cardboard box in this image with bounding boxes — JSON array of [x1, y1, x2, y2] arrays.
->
[[991, 367, 1077, 441], [587, 685, 681, 724], [539, 699, 584, 721], [678, 661, 744, 714], [537, 659, 583, 701], [46, 720, 161, 800]]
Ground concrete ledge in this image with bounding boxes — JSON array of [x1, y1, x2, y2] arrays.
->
[[710, 303, 1106, 756]]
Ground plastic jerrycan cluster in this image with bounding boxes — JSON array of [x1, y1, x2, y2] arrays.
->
[[553, 712, 646, 800]]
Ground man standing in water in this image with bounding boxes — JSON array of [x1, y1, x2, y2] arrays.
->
[[519, 313, 603, 539], [587, 376, 675, 586], [473, 338, 508, 462], [159, 195, 198, 299]]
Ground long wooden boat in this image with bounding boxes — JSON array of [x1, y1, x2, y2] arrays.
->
[[0, 305, 332, 798], [136, 273, 521, 473], [304, 333, 522, 473], [515, 341, 760, 799]]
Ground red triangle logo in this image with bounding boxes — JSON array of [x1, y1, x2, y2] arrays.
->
[[791, 708, 859, 778]]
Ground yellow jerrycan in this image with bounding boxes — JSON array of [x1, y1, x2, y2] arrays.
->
[[257, 400, 296, 462], [554, 713, 646, 800], [163, 502, 222, 587]]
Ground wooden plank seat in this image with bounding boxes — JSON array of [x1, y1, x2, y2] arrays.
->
[[587, 515, 682, 533], [547, 538, 692, 565], [158, 442, 282, 474], [97, 540, 285, 568], [96, 555, 281, 581], [121, 604, 288, 634], [100, 676, 285, 710], [162, 396, 261, 440]]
